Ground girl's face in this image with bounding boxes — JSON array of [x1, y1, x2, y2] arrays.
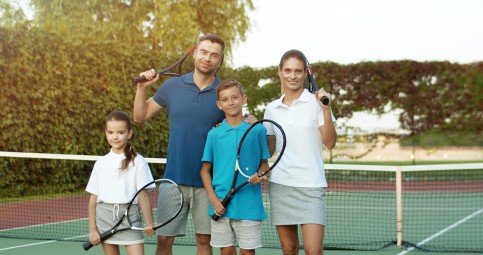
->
[[105, 120, 132, 154], [278, 57, 306, 92]]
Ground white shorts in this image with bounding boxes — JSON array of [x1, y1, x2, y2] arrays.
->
[[210, 218, 262, 250]]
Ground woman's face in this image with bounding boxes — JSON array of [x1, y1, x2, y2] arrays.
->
[[278, 57, 306, 92]]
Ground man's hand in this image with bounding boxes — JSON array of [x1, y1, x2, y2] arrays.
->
[[137, 69, 160, 89]]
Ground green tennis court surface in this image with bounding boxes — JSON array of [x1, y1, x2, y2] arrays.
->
[[1, 238, 482, 255], [0, 156, 482, 253]]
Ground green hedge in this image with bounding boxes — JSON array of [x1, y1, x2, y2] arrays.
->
[[1, 26, 482, 197]]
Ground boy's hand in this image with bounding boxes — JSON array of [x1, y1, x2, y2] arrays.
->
[[248, 174, 267, 184], [210, 196, 226, 216]]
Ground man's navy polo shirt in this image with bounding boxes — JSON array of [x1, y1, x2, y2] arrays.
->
[[152, 72, 225, 187]]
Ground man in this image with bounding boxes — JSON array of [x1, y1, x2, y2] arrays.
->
[[133, 34, 223, 255]]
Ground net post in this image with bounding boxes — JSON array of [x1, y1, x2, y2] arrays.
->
[[396, 166, 403, 247]]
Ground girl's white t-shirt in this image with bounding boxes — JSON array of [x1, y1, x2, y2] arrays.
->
[[85, 150, 154, 204]]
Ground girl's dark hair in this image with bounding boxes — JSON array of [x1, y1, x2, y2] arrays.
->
[[278, 49, 308, 70], [106, 110, 137, 170]]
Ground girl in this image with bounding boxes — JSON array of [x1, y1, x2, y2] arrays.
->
[[264, 50, 337, 255], [86, 110, 155, 255]]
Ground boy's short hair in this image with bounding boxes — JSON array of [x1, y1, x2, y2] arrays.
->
[[217, 79, 244, 98]]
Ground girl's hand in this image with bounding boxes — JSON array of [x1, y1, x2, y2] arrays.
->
[[144, 225, 156, 236], [89, 230, 101, 246]]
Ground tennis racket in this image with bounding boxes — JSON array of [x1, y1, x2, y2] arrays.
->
[[131, 46, 197, 84], [82, 179, 183, 250], [212, 119, 286, 221], [306, 59, 329, 105]]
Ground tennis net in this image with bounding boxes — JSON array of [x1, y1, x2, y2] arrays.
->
[[0, 152, 482, 252]]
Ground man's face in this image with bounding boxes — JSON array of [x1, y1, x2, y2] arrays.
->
[[193, 40, 223, 75]]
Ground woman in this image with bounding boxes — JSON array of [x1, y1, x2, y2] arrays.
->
[[264, 50, 337, 255]]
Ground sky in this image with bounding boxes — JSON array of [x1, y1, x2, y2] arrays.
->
[[232, 0, 483, 68], [231, 0, 483, 133]]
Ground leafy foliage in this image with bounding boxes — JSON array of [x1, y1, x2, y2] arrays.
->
[[1, 1, 481, 197]]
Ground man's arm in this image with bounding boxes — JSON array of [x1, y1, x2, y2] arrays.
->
[[133, 69, 163, 123]]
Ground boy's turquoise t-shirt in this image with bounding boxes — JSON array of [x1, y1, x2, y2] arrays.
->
[[202, 120, 269, 220]]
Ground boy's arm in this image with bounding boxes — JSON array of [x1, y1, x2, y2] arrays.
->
[[248, 159, 269, 184], [200, 162, 225, 216]]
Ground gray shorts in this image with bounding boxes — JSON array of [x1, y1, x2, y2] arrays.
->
[[268, 182, 327, 226], [96, 203, 144, 245], [210, 218, 262, 250], [156, 185, 211, 236]]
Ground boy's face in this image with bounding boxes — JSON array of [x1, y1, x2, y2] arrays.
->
[[216, 86, 246, 117]]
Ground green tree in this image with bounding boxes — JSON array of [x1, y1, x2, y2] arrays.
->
[[30, 0, 254, 60]]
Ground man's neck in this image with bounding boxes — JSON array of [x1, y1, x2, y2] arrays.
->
[[193, 70, 215, 90]]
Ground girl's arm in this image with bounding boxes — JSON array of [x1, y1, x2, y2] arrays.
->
[[87, 194, 101, 245]]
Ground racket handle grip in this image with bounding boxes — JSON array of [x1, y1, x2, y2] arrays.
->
[[321, 96, 329, 105], [132, 75, 148, 84], [211, 214, 221, 221], [211, 191, 236, 221], [82, 230, 114, 250], [82, 241, 94, 251]]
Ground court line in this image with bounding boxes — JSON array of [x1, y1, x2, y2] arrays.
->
[[396, 207, 483, 255], [0, 234, 87, 251], [0, 218, 87, 232], [329, 206, 480, 211]]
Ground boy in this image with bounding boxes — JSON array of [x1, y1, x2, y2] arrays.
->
[[200, 79, 269, 255]]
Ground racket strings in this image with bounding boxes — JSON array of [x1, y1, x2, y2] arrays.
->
[[263, 122, 286, 169], [237, 121, 286, 178], [238, 128, 264, 178], [155, 182, 183, 226]]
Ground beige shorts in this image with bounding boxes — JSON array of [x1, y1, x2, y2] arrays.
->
[[156, 185, 211, 236], [96, 203, 143, 245]]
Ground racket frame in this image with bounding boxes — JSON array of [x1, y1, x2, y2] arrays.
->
[[82, 178, 183, 250], [211, 119, 286, 221], [131, 46, 197, 84], [306, 59, 330, 105]]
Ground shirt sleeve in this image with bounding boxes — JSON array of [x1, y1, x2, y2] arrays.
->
[[202, 132, 214, 163], [134, 156, 155, 191], [85, 161, 100, 195]]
